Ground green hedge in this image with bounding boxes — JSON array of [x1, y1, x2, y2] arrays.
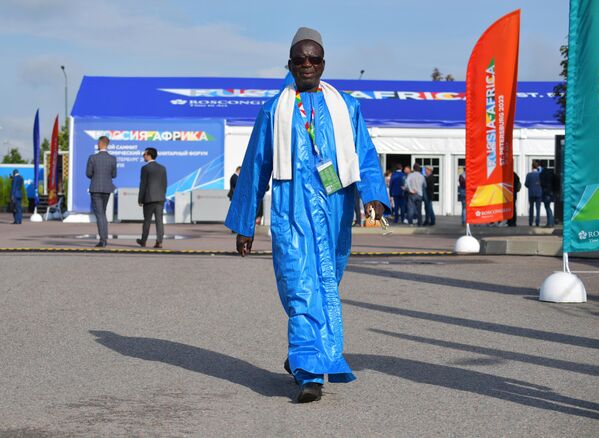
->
[[0, 176, 28, 209]]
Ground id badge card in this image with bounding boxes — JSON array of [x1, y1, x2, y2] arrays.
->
[[316, 160, 343, 195]]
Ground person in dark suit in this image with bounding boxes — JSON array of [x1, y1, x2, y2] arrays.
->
[[507, 171, 521, 227], [10, 169, 24, 224], [136, 147, 167, 249], [525, 161, 542, 227], [86, 136, 117, 247], [423, 166, 436, 226], [389, 164, 405, 223], [227, 166, 241, 201], [539, 166, 556, 227]]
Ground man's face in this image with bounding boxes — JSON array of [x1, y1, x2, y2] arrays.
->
[[404, 167, 411, 175], [288, 40, 325, 92], [143, 150, 150, 162], [426, 168, 432, 176]]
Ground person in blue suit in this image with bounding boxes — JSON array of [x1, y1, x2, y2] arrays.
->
[[389, 163, 406, 223], [10, 169, 24, 224], [225, 27, 390, 403], [525, 161, 542, 226]]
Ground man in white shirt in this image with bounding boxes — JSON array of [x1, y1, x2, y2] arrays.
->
[[405, 163, 427, 226]]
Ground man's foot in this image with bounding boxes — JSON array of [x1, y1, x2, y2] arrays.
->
[[136, 239, 146, 248], [296, 383, 322, 403], [284, 359, 299, 385], [154, 242, 163, 249], [95, 241, 106, 248]]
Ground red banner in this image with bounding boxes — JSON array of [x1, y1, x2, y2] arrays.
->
[[466, 10, 520, 224], [48, 116, 59, 206]]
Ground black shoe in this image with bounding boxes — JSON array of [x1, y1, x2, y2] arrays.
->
[[284, 359, 299, 385], [154, 242, 162, 249], [95, 241, 106, 248], [136, 239, 146, 248], [297, 383, 322, 403]]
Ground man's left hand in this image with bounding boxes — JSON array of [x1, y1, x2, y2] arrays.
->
[[364, 201, 385, 221]]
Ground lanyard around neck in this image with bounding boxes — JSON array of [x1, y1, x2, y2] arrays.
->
[[295, 88, 322, 156]]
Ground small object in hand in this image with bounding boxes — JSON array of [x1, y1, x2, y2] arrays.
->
[[368, 205, 392, 236], [236, 234, 253, 257]]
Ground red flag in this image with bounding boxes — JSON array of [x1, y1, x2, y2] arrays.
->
[[48, 115, 59, 206], [465, 10, 520, 224]]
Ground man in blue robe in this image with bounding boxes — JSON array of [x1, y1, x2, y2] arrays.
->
[[225, 27, 389, 403]]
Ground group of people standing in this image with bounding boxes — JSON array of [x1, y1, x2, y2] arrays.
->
[[85, 136, 167, 248], [525, 160, 556, 227], [386, 163, 436, 227]]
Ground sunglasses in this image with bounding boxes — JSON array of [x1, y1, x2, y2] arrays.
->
[[290, 56, 324, 66]]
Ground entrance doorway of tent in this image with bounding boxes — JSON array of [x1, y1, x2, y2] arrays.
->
[[385, 154, 412, 173]]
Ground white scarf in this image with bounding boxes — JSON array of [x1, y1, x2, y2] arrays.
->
[[272, 81, 361, 187]]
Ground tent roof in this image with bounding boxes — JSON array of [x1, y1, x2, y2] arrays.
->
[[71, 76, 563, 129]]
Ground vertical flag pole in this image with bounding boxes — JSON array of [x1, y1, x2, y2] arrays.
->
[[455, 10, 521, 254], [30, 109, 43, 222], [539, 0, 593, 303]]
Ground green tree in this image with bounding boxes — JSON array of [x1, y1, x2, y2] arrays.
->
[[41, 138, 50, 154], [431, 68, 455, 81], [553, 43, 568, 124], [0, 176, 5, 208], [2, 148, 27, 164], [40, 123, 69, 153]]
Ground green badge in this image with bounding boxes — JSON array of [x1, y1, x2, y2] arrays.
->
[[317, 160, 342, 195]]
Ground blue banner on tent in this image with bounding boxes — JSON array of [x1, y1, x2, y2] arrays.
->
[[71, 118, 225, 212], [71, 76, 562, 129]]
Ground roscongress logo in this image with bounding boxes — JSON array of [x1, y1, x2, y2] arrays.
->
[[578, 229, 599, 241], [85, 130, 215, 141]]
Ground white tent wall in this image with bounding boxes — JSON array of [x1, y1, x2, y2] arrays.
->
[[224, 125, 563, 219], [224, 125, 253, 189]]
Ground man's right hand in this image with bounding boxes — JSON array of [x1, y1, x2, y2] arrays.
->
[[236, 234, 254, 257]]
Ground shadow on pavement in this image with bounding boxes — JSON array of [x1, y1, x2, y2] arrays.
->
[[345, 264, 537, 296], [343, 299, 599, 349], [369, 329, 599, 376], [89, 330, 293, 399], [347, 353, 599, 419]]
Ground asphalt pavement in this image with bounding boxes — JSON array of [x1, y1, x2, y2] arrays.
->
[[0, 212, 563, 256], [0, 247, 598, 436]]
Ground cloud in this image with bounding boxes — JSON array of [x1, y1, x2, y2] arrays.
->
[[519, 37, 563, 81], [0, 116, 34, 160], [18, 54, 70, 88], [256, 66, 287, 78], [0, 1, 287, 76]]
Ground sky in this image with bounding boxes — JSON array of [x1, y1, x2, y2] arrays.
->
[[0, 0, 569, 160]]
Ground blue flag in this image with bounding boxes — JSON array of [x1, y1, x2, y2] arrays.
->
[[33, 109, 40, 206]]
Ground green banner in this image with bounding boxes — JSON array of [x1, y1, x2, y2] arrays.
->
[[563, 0, 599, 253]]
